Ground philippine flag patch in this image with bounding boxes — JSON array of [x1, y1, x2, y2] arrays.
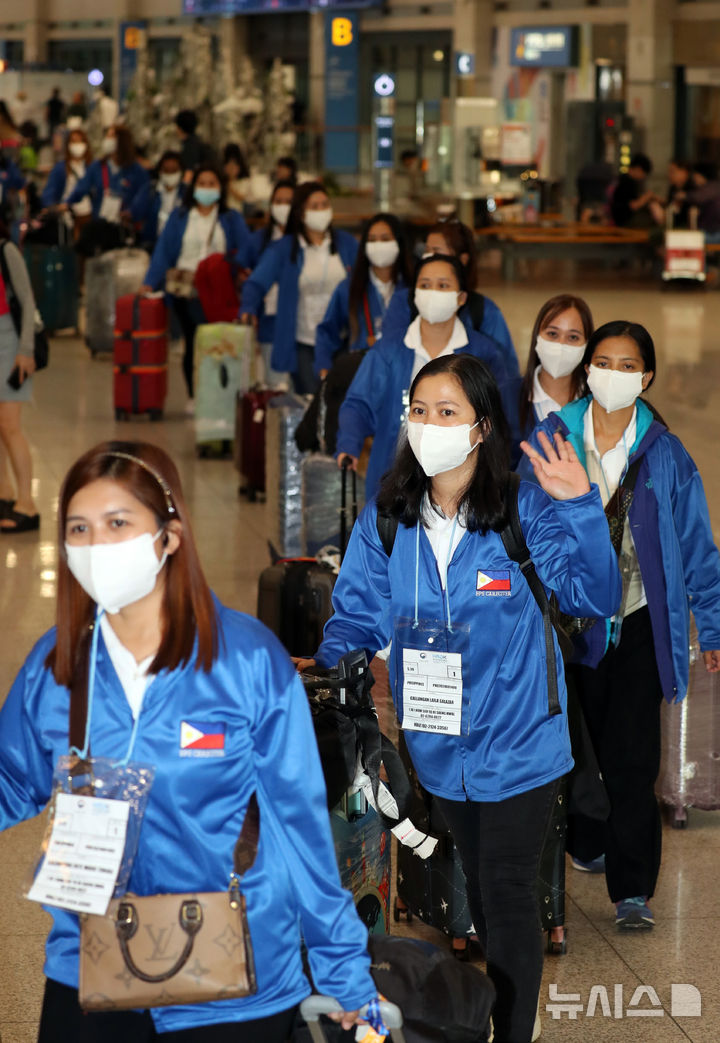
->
[[476, 570, 511, 596], [179, 721, 226, 757]]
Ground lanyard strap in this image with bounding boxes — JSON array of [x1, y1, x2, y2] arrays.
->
[[362, 291, 375, 347]]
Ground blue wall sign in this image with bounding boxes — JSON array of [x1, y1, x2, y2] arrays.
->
[[510, 26, 578, 68], [119, 21, 146, 101], [456, 52, 475, 76], [324, 13, 359, 173]]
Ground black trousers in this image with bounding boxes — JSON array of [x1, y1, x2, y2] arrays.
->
[[436, 778, 559, 1043], [566, 605, 664, 903], [38, 979, 298, 1043], [292, 343, 319, 396], [170, 295, 206, 399]]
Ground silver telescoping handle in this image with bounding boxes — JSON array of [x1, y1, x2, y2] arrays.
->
[[300, 996, 406, 1043]]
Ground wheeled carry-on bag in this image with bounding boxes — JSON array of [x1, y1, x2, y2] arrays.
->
[[113, 294, 168, 421], [194, 323, 255, 457], [23, 230, 79, 334], [265, 394, 308, 559], [658, 621, 720, 828], [235, 388, 283, 500], [85, 247, 150, 355], [301, 453, 365, 557]]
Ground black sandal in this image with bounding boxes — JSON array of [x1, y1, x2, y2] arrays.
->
[[0, 498, 15, 520], [0, 508, 40, 533]]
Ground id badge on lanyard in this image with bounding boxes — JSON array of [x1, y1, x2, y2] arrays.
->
[[392, 519, 471, 737], [394, 617, 471, 736]]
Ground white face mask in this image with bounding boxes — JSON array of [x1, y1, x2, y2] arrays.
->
[[160, 171, 182, 189], [366, 239, 400, 268], [535, 336, 586, 379], [407, 420, 480, 477], [271, 202, 291, 227], [65, 529, 167, 615], [414, 288, 460, 325], [101, 136, 116, 157], [68, 141, 87, 159], [587, 364, 645, 413], [304, 207, 333, 233]]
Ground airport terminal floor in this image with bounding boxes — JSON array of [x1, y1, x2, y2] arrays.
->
[[1, 266, 720, 1042]]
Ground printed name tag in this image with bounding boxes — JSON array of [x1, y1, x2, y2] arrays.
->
[[402, 648, 463, 735]]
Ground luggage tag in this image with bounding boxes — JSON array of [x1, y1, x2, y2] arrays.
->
[[24, 754, 155, 917], [356, 996, 389, 1043], [394, 617, 470, 736], [99, 193, 122, 223]]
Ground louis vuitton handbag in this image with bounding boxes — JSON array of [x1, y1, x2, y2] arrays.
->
[[69, 647, 259, 1011], [164, 268, 196, 298]]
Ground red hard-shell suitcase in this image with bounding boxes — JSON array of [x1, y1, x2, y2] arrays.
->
[[113, 295, 168, 421], [235, 388, 283, 499]]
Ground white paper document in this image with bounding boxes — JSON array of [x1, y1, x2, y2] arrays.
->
[[27, 793, 130, 915], [402, 647, 463, 735]]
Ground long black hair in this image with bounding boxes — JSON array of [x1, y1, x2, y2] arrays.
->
[[583, 320, 657, 390], [376, 354, 511, 533], [347, 213, 410, 342], [407, 253, 469, 321]]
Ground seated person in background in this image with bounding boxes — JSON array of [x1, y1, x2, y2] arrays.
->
[[611, 154, 664, 229], [576, 160, 615, 223], [665, 159, 691, 228], [679, 162, 720, 243]]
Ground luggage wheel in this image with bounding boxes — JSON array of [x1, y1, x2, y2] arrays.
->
[[115, 408, 130, 422], [197, 446, 211, 459], [547, 927, 567, 955], [671, 806, 688, 829], [393, 897, 412, 923], [149, 409, 163, 422]]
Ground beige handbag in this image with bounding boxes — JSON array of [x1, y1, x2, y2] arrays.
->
[[165, 268, 196, 298], [78, 793, 259, 1011]]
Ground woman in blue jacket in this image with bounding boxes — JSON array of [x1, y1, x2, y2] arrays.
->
[[139, 164, 250, 405], [245, 178, 295, 388], [128, 150, 184, 252], [314, 212, 411, 378], [296, 353, 620, 1043], [522, 321, 720, 932], [40, 128, 93, 219], [383, 220, 518, 377], [240, 181, 358, 393], [64, 124, 148, 221], [0, 440, 377, 1042], [336, 254, 515, 499]]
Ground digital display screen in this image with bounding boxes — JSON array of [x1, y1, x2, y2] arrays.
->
[[510, 26, 578, 68], [374, 115, 394, 169]]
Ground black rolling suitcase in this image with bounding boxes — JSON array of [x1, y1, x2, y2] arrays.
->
[[256, 462, 357, 657]]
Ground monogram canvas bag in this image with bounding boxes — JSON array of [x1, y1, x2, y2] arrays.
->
[[78, 797, 259, 1010]]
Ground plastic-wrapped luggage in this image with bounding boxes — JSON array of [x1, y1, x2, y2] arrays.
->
[[113, 294, 168, 420], [658, 621, 720, 827], [85, 247, 149, 355], [194, 323, 255, 457], [301, 453, 364, 556], [234, 388, 283, 500], [265, 394, 307, 559], [23, 242, 79, 333]]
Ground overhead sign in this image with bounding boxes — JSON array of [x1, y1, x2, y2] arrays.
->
[[324, 12, 359, 173], [510, 26, 578, 68], [118, 21, 146, 101], [456, 52, 475, 76], [184, 0, 381, 12]]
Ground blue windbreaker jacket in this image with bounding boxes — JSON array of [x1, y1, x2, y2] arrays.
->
[[240, 231, 359, 374], [65, 159, 150, 219], [0, 601, 375, 1032], [129, 181, 183, 249], [336, 327, 518, 499], [382, 287, 519, 379], [316, 486, 621, 801], [41, 161, 89, 207], [314, 276, 404, 376], [522, 396, 720, 701], [246, 225, 281, 344], [143, 207, 251, 290]]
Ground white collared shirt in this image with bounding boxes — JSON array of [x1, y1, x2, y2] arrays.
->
[[296, 234, 346, 345], [404, 316, 468, 383], [369, 269, 395, 310], [157, 186, 180, 235], [264, 224, 285, 317], [422, 496, 467, 590], [176, 206, 226, 273], [100, 614, 154, 720], [531, 365, 563, 423]]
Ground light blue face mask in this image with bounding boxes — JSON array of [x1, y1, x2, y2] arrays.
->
[[194, 187, 220, 207]]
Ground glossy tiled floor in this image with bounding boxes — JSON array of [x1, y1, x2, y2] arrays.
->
[[1, 268, 720, 1042]]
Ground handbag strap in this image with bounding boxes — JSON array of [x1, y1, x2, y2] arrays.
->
[[362, 291, 375, 347]]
